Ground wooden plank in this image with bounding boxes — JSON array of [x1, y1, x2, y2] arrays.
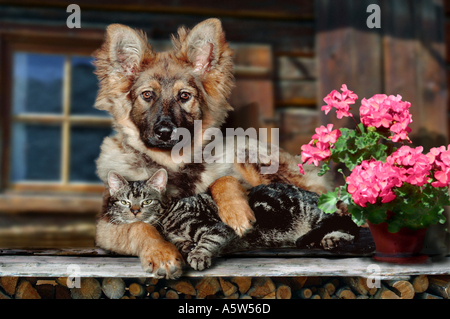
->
[[0, 9, 315, 55], [232, 43, 273, 69], [316, 0, 383, 128], [1, 255, 450, 278], [413, 0, 448, 148], [276, 56, 317, 81], [0, 0, 315, 20], [278, 108, 319, 154], [275, 80, 317, 107], [229, 44, 274, 122], [445, 22, 450, 63], [384, 0, 448, 149], [445, 0, 450, 15]]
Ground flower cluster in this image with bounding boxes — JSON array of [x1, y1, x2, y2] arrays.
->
[[387, 146, 431, 187], [346, 160, 402, 208], [360, 94, 412, 142], [321, 84, 358, 119], [427, 145, 450, 188], [298, 124, 341, 174], [346, 145, 450, 208], [303, 84, 450, 231], [299, 85, 415, 174]]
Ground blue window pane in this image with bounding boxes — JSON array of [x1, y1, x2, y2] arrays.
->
[[12, 52, 64, 114], [70, 56, 107, 117], [70, 126, 113, 182], [10, 123, 61, 182]]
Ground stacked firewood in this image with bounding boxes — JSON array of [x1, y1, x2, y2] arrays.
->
[[0, 275, 449, 299]]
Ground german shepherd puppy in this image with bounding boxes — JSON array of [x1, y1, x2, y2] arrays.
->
[[94, 19, 342, 279]]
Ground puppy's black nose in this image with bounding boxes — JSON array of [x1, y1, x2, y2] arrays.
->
[[154, 124, 173, 142]]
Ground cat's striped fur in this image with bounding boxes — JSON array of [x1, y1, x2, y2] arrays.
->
[[105, 169, 359, 271]]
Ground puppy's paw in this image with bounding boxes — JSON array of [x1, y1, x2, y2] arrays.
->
[[139, 240, 184, 279], [218, 202, 256, 237], [209, 175, 256, 237]]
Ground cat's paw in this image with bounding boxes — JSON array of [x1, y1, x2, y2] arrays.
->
[[139, 240, 184, 279], [187, 249, 213, 271], [177, 241, 196, 260], [320, 231, 355, 250]]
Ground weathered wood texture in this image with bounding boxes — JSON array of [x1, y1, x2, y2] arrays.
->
[[441, 0, 450, 146], [0, 0, 315, 20], [383, 0, 448, 149], [317, 0, 383, 129], [1, 255, 450, 279], [317, 0, 448, 150]]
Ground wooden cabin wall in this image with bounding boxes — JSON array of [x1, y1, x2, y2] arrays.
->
[[318, 0, 448, 151]]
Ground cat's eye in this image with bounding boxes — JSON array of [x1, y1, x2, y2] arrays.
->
[[120, 200, 130, 206], [142, 199, 153, 206]]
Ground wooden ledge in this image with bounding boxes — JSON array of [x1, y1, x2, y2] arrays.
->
[[1, 255, 450, 279], [1, 230, 446, 279]]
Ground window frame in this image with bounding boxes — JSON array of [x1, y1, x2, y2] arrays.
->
[[0, 23, 107, 213]]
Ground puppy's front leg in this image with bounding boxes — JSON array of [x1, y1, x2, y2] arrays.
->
[[96, 218, 184, 279], [209, 176, 256, 236]]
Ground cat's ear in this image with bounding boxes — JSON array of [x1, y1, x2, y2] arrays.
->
[[108, 171, 128, 195], [147, 169, 168, 192]]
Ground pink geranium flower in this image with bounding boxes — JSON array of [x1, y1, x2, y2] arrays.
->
[[347, 160, 402, 207], [300, 142, 331, 167], [427, 145, 450, 188], [321, 85, 358, 119], [360, 94, 412, 143], [387, 146, 431, 187], [311, 124, 341, 144]]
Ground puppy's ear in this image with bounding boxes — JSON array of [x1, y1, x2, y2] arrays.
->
[[173, 18, 233, 78], [94, 24, 152, 80]]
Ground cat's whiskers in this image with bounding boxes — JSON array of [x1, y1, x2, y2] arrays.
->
[[149, 213, 165, 228]]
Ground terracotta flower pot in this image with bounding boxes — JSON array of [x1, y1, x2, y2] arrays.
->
[[367, 221, 428, 264]]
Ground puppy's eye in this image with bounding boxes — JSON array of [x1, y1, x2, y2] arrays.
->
[[120, 200, 130, 206], [179, 92, 191, 102], [141, 91, 154, 102], [142, 199, 153, 206]]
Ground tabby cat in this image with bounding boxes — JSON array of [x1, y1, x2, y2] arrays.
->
[[105, 169, 359, 271]]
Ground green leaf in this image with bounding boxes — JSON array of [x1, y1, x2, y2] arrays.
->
[[355, 136, 367, 149], [367, 209, 387, 225], [349, 206, 367, 226], [338, 185, 352, 205], [318, 163, 331, 176], [318, 187, 339, 214], [387, 221, 403, 233]]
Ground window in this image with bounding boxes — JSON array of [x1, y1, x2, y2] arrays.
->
[[0, 27, 108, 246], [6, 51, 112, 193]]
